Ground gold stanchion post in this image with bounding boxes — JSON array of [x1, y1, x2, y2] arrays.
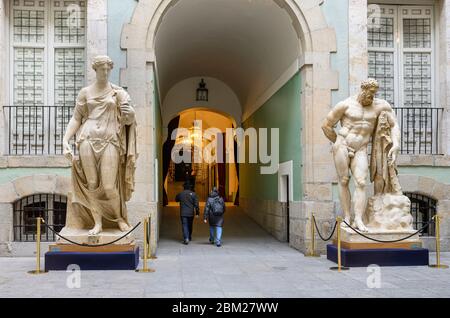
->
[[28, 217, 48, 274], [330, 216, 349, 272], [305, 214, 320, 257], [429, 215, 448, 269], [147, 216, 157, 260], [136, 217, 155, 273]]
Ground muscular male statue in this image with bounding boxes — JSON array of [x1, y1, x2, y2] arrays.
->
[[321, 79, 400, 232]]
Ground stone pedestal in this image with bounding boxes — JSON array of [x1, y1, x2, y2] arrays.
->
[[45, 247, 140, 271], [327, 244, 429, 267], [56, 228, 135, 245], [337, 225, 421, 249], [45, 228, 139, 271], [327, 224, 429, 267]]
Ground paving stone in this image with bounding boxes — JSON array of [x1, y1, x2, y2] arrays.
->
[[0, 206, 449, 298]]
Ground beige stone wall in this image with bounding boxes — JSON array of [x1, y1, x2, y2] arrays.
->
[[239, 197, 288, 242], [86, 0, 108, 83], [0, 0, 7, 155], [348, 0, 368, 95], [240, 197, 336, 254], [439, 0, 450, 155]]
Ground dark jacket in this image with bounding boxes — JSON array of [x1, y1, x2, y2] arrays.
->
[[204, 189, 225, 227], [175, 190, 199, 217]]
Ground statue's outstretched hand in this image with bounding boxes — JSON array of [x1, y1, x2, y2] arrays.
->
[[63, 140, 73, 162]]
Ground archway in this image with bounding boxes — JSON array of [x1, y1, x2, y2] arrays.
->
[[121, 0, 338, 252], [162, 108, 239, 204]]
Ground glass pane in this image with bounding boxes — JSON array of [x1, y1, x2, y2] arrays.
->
[[13, 47, 45, 105], [368, 51, 395, 106], [12, 48, 45, 154], [13, 9, 45, 44], [368, 17, 394, 48], [54, 48, 84, 153], [403, 18, 431, 48], [54, 48, 85, 106], [403, 52, 432, 107], [53, 0, 86, 44]]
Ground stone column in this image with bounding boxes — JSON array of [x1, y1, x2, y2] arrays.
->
[[348, 0, 368, 96], [438, 0, 450, 155], [0, 203, 13, 255], [0, 0, 7, 155], [86, 0, 108, 83], [119, 45, 158, 255]]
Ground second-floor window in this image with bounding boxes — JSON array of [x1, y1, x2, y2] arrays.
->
[[368, 4, 442, 154], [368, 4, 434, 108], [7, 0, 86, 155]]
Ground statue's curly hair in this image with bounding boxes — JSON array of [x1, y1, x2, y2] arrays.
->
[[360, 78, 379, 90], [91, 55, 114, 71]]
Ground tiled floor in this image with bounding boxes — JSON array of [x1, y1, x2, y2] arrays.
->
[[1, 206, 449, 298]]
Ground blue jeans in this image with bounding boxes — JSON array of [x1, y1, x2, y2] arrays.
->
[[181, 216, 193, 241], [209, 226, 222, 244]]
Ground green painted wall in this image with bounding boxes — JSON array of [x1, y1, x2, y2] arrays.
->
[[331, 166, 450, 201], [240, 72, 302, 202], [398, 166, 450, 185], [107, 0, 137, 84], [0, 168, 70, 185], [322, 0, 349, 105]]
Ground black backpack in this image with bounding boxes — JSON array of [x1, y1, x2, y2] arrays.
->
[[211, 196, 224, 216]]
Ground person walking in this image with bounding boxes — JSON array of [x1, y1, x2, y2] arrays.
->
[[203, 187, 225, 247], [175, 182, 200, 245]]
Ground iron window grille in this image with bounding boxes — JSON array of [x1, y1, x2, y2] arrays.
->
[[13, 193, 67, 242], [404, 192, 436, 237]]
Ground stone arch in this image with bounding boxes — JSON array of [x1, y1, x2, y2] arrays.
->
[[398, 175, 450, 202], [162, 76, 241, 128], [0, 174, 71, 249], [120, 0, 339, 254], [143, 0, 315, 54], [398, 174, 450, 223], [0, 174, 71, 204], [120, 0, 339, 196]]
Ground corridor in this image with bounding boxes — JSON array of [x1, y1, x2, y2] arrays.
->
[[159, 205, 278, 247]]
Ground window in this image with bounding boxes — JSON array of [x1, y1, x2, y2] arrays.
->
[[404, 192, 436, 237], [368, 4, 442, 154], [8, 0, 86, 154], [13, 194, 67, 242]]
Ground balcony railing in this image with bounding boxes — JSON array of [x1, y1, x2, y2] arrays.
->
[[393, 107, 444, 155], [3, 105, 76, 155], [1, 105, 445, 156]]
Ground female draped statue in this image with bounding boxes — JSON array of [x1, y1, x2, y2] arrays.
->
[[61, 55, 137, 236]]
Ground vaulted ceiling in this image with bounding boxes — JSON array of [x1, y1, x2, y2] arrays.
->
[[155, 0, 301, 116]]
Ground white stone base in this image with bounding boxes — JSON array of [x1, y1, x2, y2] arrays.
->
[[340, 224, 420, 244], [57, 228, 135, 245]]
